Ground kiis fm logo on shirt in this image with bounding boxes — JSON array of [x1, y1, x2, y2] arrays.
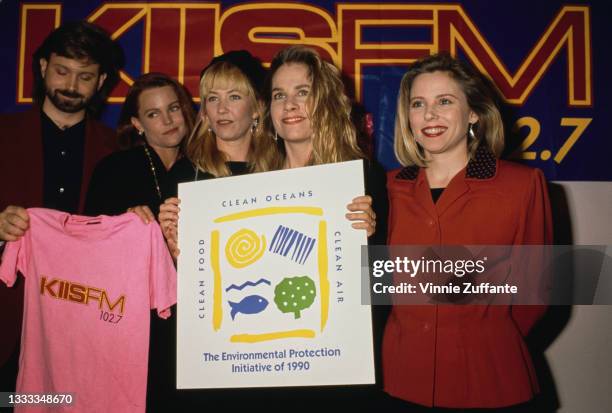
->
[[40, 276, 126, 314]]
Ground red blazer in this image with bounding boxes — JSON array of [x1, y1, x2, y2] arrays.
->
[[383, 147, 552, 408], [0, 107, 117, 213], [0, 107, 117, 368]]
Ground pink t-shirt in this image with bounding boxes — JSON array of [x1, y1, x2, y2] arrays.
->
[[0, 208, 177, 413]]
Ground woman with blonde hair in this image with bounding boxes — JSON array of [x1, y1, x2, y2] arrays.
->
[[179, 50, 274, 179], [264, 45, 385, 240], [265, 45, 364, 168], [262, 44, 389, 409], [384, 52, 551, 412], [159, 50, 274, 255]]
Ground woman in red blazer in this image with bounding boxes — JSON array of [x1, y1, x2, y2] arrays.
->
[[383, 53, 552, 411]]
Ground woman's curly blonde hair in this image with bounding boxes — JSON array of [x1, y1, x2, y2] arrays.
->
[[263, 45, 364, 169]]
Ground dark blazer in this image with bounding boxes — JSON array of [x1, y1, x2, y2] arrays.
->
[[0, 107, 117, 213], [0, 107, 117, 375], [383, 147, 553, 408]]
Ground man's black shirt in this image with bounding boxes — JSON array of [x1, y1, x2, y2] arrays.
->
[[40, 111, 86, 213]]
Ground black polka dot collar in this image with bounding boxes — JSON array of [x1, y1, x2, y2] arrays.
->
[[395, 145, 498, 181]]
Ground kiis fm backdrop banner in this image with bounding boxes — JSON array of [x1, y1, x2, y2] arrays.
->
[[0, 0, 608, 181]]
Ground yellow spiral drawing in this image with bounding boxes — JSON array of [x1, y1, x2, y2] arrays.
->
[[225, 229, 266, 268]]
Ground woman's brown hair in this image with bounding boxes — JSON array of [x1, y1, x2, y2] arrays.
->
[[117, 72, 196, 152]]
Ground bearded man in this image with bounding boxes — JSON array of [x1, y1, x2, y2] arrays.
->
[[0, 21, 123, 389]]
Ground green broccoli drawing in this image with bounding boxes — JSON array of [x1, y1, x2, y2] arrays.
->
[[274, 276, 316, 319]]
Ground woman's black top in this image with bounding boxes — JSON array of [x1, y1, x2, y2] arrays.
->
[[170, 159, 250, 185], [363, 158, 389, 246], [431, 187, 445, 204], [84, 145, 185, 217]]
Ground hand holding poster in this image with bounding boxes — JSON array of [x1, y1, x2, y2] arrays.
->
[[177, 160, 374, 389]]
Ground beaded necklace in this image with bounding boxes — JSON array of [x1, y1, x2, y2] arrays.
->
[[143, 145, 162, 200]]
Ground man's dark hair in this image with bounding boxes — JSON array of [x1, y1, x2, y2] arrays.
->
[[32, 20, 124, 115]]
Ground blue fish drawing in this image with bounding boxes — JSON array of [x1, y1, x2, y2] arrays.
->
[[228, 295, 269, 320]]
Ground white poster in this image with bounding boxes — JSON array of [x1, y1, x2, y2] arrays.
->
[[176, 160, 374, 389]]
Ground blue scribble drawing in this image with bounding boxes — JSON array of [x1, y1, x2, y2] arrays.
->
[[225, 278, 271, 292], [268, 225, 316, 265], [228, 295, 269, 320]]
